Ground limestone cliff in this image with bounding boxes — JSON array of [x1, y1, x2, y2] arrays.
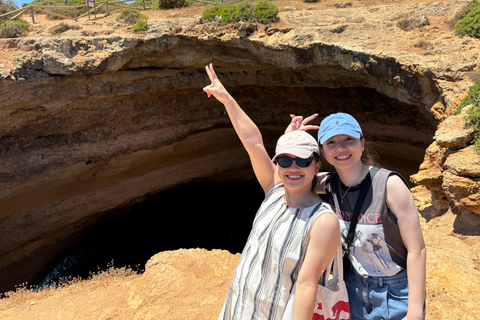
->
[[0, 0, 479, 296]]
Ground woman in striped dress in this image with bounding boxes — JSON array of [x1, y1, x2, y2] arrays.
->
[[203, 64, 342, 320]]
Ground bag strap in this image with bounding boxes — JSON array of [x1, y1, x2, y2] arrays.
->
[[324, 172, 333, 201], [344, 166, 380, 251], [321, 237, 345, 286]]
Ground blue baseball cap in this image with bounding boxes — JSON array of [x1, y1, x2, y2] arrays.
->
[[318, 113, 363, 144]]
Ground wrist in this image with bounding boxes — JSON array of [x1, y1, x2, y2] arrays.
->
[[405, 311, 424, 320]]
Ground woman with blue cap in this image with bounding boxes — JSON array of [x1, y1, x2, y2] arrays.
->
[[287, 113, 426, 320], [203, 64, 349, 320]]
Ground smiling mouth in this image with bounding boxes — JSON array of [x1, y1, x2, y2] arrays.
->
[[287, 175, 302, 179], [335, 155, 351, 160]]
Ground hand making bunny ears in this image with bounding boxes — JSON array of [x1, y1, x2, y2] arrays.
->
[[285, 113, 320, 134]]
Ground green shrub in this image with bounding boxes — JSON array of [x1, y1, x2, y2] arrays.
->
[[454, 76, 480, 148], [253, 0, 278, 24], [465, 105, 480, 149], [158, 0, 191, 10], [234, 2, 254, 20], [132, 17, 148, 31], [454, 1, 480, 38], [203, 1, 277, 25], [116, 8, 149, 31], [446, 0, 476, 28], [0, 19, 28, 38], [134, 0, 159, 10], [203, 2, 254, 26], [455, 79, 480, 115], [203, 6, 235, 25]]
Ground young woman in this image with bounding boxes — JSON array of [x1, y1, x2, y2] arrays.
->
[[286, 113, 426, 320], [203, 64, 345, 320]]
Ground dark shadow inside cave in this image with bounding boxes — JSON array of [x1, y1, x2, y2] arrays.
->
[[36, 179, 266, 288]]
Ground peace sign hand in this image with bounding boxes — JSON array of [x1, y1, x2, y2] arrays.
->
[[203, 63, 231, 104]]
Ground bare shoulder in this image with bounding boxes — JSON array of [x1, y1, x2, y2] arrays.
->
[[311, 209, 339, 235], [386, 174, 417, 219], [386, 173, 408, 190]]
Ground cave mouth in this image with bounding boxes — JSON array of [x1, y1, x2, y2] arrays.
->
[[34, 82, 437, 289], [36, 179, 266, 288]]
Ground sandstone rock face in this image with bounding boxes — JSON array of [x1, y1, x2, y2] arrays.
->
[[434, 107, 475, 149], [412, 106, 480, 220], [0, 0, 479, 294]]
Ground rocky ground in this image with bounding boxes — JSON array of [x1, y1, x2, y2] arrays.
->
[[1, 0, 480, 319]]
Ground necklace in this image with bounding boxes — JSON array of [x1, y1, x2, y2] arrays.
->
[[340, 186, 352, 203]]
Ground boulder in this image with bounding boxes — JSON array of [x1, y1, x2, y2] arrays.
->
[[443, 146, 480, 215], [434, 105, 475, 149]]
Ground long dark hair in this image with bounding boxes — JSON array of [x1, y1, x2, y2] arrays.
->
[[311, 152, 321, 191]]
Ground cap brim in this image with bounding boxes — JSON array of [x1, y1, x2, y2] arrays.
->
[[272, 148, 314, 161], [319, 129, 362, 144]]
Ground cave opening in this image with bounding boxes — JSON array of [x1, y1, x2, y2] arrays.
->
[[36, 179, 265, 288], [34, 79, 438, 289]]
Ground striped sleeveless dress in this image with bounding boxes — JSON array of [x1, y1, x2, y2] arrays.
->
[[219, 184, 335, 320]]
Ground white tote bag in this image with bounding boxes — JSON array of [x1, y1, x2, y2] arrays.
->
[[312, 244, 351, 320], [283, 243, 351, 320]]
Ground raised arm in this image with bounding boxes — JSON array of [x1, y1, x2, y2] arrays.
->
[[203, 64, 276, 195]]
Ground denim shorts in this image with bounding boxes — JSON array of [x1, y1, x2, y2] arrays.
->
[[345, 267, 425, 320]]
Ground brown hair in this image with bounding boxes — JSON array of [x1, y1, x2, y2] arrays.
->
[[360, 138, 379, 166]]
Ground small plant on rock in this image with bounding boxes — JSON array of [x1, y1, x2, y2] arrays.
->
[[254, 0, 278, 24], [49, 22, 77, 35], [203, 2, 254, 26], [0, 19, 28, 38], [116, 8, 149, 31], [158, 0, 191, 10], [396, 15, 429, 31], [454, 1, 480, 38], [203, 0, 277, 25], [454, 76, 480, 149]]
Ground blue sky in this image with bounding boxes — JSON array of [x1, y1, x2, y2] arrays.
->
[[10, 0, 136, 7], [12, 0, 33, 7]]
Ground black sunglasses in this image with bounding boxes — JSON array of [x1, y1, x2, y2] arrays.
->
[[275, 156, 315, 168]]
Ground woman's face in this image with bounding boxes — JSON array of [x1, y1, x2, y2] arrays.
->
[[321, 134, 365, 170], [276, 153, 320, 192]]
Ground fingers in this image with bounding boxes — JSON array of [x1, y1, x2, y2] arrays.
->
[[205, 64, 214, 83], [300, 125, 320, 131], [203, 85, 212, 98], [205, 63, 218, 83], [302, 114, 318, 125], [205, 63, 216, 97]]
